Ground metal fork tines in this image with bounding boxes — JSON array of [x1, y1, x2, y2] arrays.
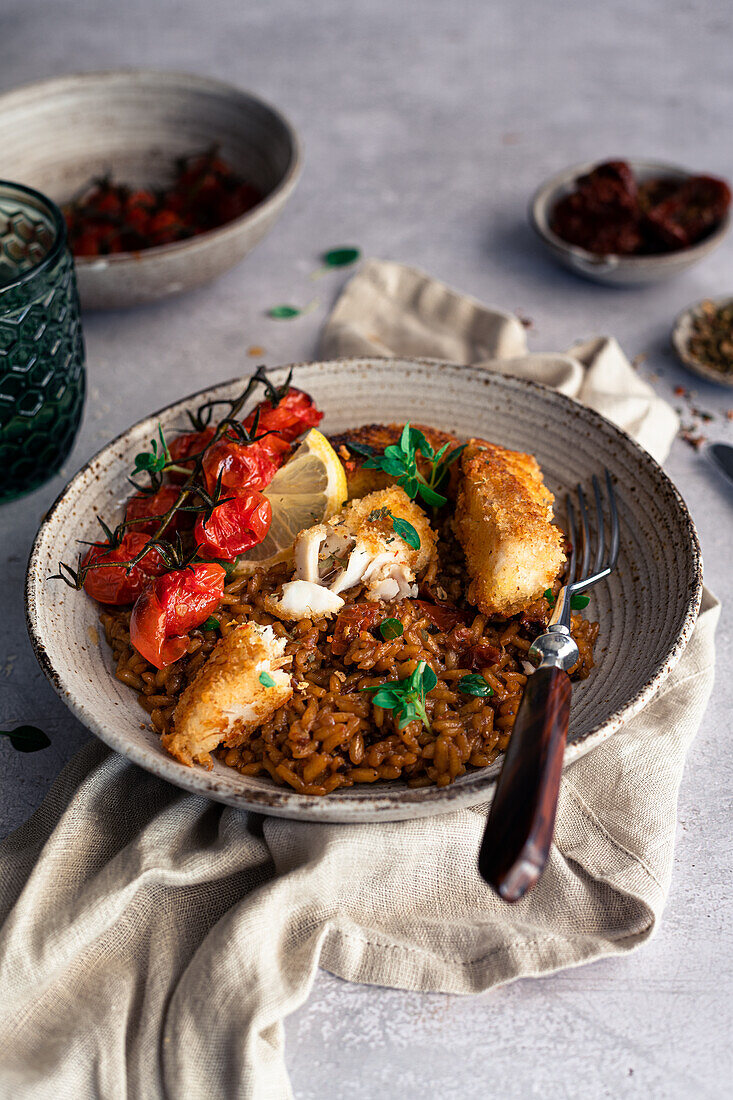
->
[[550, 468, 619, 633]]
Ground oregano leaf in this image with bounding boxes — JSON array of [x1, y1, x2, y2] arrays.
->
[[457, 674, 493, 698], [390, 515, 420, 550], [379, 617, 404, 640]]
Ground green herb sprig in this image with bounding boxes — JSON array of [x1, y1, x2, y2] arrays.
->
[[259, 671, 277, 688], [361, 660, 437, 732], [367, 507, 421, 550], [132, 424, 171, 486], [352, 423, 464, 509]]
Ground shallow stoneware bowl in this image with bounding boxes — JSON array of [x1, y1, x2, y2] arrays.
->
[[530, 158, 730, 286], [26, 359, 702, 822], [0, 70, 301, 309], [672, 295, 733, 388]]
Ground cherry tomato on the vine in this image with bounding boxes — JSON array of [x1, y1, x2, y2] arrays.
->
[[244, 387, 322, 443], [129, 563, 226, 669], [202, 436, 286, 495], [81, 532, 167, 605], [167, 428, 216, 481], [125, 484, 186, 536], [194, 490, 272, 560]]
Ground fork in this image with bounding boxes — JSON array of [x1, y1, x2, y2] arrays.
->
[[477, 470, 620, 902]]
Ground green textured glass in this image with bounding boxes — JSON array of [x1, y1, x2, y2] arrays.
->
[[0, 181, 85, 502]]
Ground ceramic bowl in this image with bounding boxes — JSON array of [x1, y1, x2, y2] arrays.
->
[[0, 70, 301, 309], [672, 296, 733, 388], [26, 359, 702, 823], [530, 159, 730, 286]]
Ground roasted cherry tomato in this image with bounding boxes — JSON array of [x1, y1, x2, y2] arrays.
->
[[129, 563, 226, 669], [244, 387, 323, 443], [202, 435, 286, 495], [81, 532, 167, 605], [167, 428, 216, 481], [125, 484, 185, 536], [194, 490, 272, 560]]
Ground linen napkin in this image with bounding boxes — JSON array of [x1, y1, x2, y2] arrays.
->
[[0, 261, 717, 1100]]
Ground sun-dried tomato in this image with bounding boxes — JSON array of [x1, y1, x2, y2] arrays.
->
[[550, 160, 730, 256], [413, 598, 466, 633], [331, 604, 383, 656], [646, 176, 732, 248]]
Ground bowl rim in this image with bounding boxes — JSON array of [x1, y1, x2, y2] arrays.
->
[[25, 358, 704, 822], [671, 294, 733, 388], [0, 68, 302, 266], [529, 157, 731, 268]]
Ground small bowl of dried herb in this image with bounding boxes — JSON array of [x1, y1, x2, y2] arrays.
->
[[672, 297, 733, 387], [0, 71, 301, 309]]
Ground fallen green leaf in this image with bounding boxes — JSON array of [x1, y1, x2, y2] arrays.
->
[[0, 725, 51, 753], [268, 305, 302, 319], [322, 246, 361, 268]]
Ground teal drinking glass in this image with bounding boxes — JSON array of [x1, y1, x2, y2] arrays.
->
[[0, 181, 85, 502]]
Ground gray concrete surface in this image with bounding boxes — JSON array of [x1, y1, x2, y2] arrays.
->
[[1, 1, 732, 1097]]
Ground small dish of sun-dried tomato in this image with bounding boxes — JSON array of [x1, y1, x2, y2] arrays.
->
[[530, 159, 730, 285]]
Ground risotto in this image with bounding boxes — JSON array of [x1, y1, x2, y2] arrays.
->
[[101, 523, 598, 795]]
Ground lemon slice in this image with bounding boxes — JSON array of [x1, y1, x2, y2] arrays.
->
[[233, 429, 348, 574]]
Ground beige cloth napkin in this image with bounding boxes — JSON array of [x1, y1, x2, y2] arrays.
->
[[0, 261, 717, 1100], [323, 259, 679, 463]]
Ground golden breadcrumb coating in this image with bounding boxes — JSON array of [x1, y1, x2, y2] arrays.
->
[[332, 485, 437, 578], [454, 439, 566, 617], [163, 623, 292, 768]]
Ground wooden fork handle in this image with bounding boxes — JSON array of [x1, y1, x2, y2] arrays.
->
[[478, 665, 571, 902]]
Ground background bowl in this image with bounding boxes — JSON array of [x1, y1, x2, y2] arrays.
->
[[0, 70, 301, 309], [530, 158, 730, 286], [26, 359, 702, 823], [672, 295, 733, 388]]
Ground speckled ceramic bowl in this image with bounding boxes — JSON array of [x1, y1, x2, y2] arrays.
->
[[530, 159, 730, 286], [26, 359, 702, 822], [0, 70, 301, 309], [672, 296, 733, 388]]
